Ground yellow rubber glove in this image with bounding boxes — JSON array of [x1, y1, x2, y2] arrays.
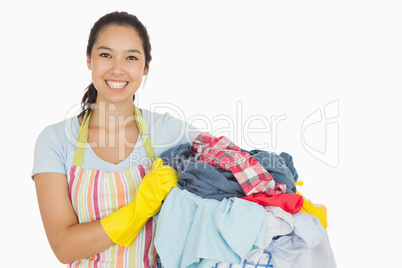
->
[[295, 181, 328, 229], [100, 158, 178, 247]]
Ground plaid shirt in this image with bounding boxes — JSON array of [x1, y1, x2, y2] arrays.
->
[[191, 132, 286, 195]]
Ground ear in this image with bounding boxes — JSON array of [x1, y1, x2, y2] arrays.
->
[[143, 62, 150, 76], [86, 55, 92, 70]]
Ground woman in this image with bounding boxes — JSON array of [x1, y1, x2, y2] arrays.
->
[[32, 11, 198, 267]]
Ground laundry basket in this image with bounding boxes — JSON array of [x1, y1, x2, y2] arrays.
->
[[156, 249, 274, 268]]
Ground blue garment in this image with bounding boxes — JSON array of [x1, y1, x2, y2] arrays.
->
[[154, 187, 268, 268], [279, 152, 299, 182], [160, 144, 245, 200], [32, 110, 200, 178], [158, 142, 191, 159]]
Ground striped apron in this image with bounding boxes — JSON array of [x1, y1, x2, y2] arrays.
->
[[67, 105, 157, 268]]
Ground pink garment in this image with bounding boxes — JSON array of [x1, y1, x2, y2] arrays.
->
[[191, 132, 286, 195], [241, 193, 303, 214]]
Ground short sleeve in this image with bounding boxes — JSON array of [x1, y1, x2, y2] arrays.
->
[[158, 113, 200, 147], [31, 124, 67, 180], [143, 110, 201, 153]]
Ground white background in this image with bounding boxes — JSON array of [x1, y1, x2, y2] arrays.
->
[[1, 0, 401, 267]]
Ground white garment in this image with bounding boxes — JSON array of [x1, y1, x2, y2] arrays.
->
[[267, 212, 337, 268], [246, 206, 294, 263], [215, 211, 336, 268]]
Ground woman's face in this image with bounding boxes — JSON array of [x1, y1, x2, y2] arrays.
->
[[87, 25, 148, 105]]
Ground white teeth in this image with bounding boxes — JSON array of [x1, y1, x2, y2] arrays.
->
[[106, 80, 128, 89]]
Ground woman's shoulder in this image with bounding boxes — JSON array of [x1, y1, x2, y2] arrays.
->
[[141, 108, 190, 128], [32, 117, 79, 179], [36, 116, 79, 147], [140, 107, 200, 148], [141, 108, 175, 122]]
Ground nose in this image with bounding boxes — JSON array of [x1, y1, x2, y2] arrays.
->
[[110, 59, 124, 75]]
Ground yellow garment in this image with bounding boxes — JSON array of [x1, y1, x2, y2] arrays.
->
[[295, 181, 328, 229], [100, 158, 178, 247]]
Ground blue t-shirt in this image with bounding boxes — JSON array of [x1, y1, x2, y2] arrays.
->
[[32, 109, 200, 179]]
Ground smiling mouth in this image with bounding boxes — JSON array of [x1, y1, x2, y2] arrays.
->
[[106, 80, 128, 90]]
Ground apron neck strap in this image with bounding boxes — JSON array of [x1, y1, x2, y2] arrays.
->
[[72, 104, 156, 167]]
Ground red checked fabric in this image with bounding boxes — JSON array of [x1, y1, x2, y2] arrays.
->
[[190, 132, 286, 196]]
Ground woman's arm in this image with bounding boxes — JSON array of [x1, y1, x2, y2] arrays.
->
[[34, 172, 114, 264]]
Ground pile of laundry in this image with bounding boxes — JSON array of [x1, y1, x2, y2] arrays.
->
[[154, 132, 336, 268]]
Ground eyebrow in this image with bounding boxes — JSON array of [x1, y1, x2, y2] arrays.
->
[[96, 46, 142, 54]]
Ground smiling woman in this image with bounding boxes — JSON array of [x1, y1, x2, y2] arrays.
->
[[80, 12, 152, 117], [87, 25, 148, 105], [32, 11, 200, 268]]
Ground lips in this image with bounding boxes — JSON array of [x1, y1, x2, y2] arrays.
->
[[105, 80, 128, 91]]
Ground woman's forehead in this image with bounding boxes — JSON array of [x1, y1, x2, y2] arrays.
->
[[96, 25, 141, 43]]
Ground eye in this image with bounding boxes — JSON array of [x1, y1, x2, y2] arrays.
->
[[100, 53, 111, 58], [127, 56, 137, 60]]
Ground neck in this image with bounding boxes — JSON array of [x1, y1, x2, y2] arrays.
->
[[89, 99, 136, 129]]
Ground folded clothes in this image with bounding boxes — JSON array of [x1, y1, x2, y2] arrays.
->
[[241, 193, 303, 214]]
